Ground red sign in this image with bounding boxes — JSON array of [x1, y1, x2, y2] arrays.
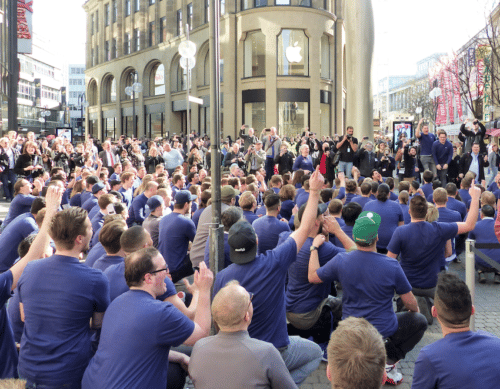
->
[[17, 0, 33, 54]]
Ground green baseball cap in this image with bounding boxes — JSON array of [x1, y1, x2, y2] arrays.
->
[[352, 211, 381, 244]]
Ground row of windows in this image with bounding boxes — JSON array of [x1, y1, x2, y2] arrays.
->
[[70, 67, 85, 75], [69, 79, 85, 86]]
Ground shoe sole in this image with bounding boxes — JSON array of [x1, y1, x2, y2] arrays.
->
[[385, 376, 403, 386]]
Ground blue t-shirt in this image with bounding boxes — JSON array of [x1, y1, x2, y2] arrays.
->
[[158, 212, 197, 272], [279, 200, 295, 221], [69, 192, 82, 207], [192, 207, 204, 229], [458, 189, 472, 208], [389, 191, 399, 202], [131, 193, 148, 225], [2, 194, 36, 229], [295, 191, 309, 208], [204, 232, 232, 269], [332, 224, 354, 248], [80, 190, 93, 207], [103, 262, 176, 302], [82, 196, 98, 214], [387, 221, 458, 288], [252, 216, 291, 255], [363, 200, 404, 250], [287, 238, 344, 313], [82, 290, 195, 389], [93, 255, 124, 273], [418, 132, 436, 155], [316, 250, 411, 338], [243, 210, 259, 224], [214, 237, 297, 349], [350, 195, 372, 209], [469, 218, 500, 268], [344, 192, 357, 205], [118, 187, 133, 209], [292, 155, 314, 172], [256, 205, 266, 217], [18, 255, 110, 386], [0, 213, 38, 272], [421, 183, 433, 199], [399, 203, 411, 225], [447, 197, 467, 220], [412, 331, 500, 389], [0, 270, 18, 379], [88, 204, 101, 222], [84, 242, 106, 268], [7, 285, 23, 344]]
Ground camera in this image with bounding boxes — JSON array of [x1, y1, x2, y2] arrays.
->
[[324, 147, 330, 152], [347, 135, 352, 139]]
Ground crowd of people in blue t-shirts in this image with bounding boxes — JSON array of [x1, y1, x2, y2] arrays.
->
[[0, 122, 500, 389]]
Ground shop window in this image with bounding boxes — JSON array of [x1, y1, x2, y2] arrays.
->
[[320, 34, 330, 79], [244, 31, 265, 78], [278, 29, 308, 76]]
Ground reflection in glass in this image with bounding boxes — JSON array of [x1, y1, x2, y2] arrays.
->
[[278, 29, 308, 76], [244, 102, 266, 132], [151, 113, 163, 139], [244, 31, 265, 78], [106, 117, 116, 139], [154, 64, 165, 95], [279, 101, 308, 138]]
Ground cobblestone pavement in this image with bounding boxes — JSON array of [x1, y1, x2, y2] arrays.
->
[[1, 200, 497, 389]]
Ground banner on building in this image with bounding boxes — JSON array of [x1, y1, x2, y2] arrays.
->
[[17, 0, 33, 54], [437, 74, 447, 125], [451, 60, 463, 121], [442, 66, 454, 124], [468, 47, 476, 67]]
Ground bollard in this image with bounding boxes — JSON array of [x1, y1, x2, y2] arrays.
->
[[465, 239, 475, 331]]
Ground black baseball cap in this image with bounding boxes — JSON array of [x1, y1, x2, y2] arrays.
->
[[228, 220, 257, 265]]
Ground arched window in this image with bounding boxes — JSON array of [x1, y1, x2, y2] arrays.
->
[[177, 60, 188, 91], [244, 31, 265, 78], [151, 63, 165, 96], [102, 75, 116, 103], [320, 34, 330, 79], [122, 69, 137, 100], [277, 29, 308, 76], [88, 79, 98, 105], [203, 50, 224, 85]]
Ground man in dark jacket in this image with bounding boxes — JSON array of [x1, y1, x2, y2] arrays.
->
[[0, 138, 19, 201], [460, 118, 486, 154], [355, 140, 377, 177], [274, 143, 294, 175], [459, 142, 489, 186]]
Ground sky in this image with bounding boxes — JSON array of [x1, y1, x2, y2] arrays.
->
[[32, 0, 499, 78]]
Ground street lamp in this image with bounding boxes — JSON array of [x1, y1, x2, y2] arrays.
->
[[125, 79, 142, 138], [178, 25, 197, 136], [78, 93, 89, 139], [429, 87, 442, 131], [39, 110, 50, 134]]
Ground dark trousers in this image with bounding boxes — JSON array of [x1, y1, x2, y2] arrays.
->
[[0, 170, 16, 200], [385, 312, 428, 364], [170, 255, 195, 283], [265, 157, 275, 183], [167, 362, 188, 389]]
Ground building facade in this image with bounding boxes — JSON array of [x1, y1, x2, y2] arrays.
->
[[67, 64, 86, 135], [0, 0, 10, 134], [83, 0, 364, 141]]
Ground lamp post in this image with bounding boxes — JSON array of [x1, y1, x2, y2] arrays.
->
[[78, 93, 89, 139], [178, 26, 196, 136], [125, 78, 142, 138], [39, 110, 50, 134], [429, 87, 442, 132]]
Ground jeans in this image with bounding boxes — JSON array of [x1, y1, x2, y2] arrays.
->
[[436, 168, 448, 187], [337, 161, 353, 179], [0, 170, 17, 200], [420, 155, 437, 177], [385, 312, 427, 364], [280, 336, 322, 385], [488, 166, 498, 187], [265, 157, 275, 183]]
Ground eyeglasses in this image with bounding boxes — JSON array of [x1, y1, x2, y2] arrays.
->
[[149, 267, 168, 275], [242, 292, 254, 321]]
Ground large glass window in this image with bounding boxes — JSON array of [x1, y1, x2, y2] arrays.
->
[[105, 117, 116, 140], [105, 4, 110, 26], [160, 17, 166, 43], [203, 51, 224, 85], [320, 34, 330, 79], [149, 21, 155, 47], [278, 29, 308, 76], [255, 0, 267, 6], [244, 102, 265, 133], [125, 0, 131, 16], [177, 62, 188, 91], [134, 28, 140, 52], [124, 33, 131, 55], [149, 113, 163, 139], [113, 0, 117, 22], [177, 10, 183, 36], [241, 0, 252, 10], [276, 0, 290, 5], [153, 64, 165, 95], [187, 3, 193, 30], [320, 103, 330, 134], [279, 101, 308, 137], [103, 76, 116, 103], [244, 31, 265, 78]]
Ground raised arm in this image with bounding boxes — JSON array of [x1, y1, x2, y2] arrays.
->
[[456, 182, 481, 234], [415, 118, 423, 138]]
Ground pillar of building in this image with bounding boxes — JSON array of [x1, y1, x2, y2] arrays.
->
[[344, 0, 374, 140]]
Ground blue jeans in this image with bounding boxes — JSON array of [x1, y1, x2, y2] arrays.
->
[[337, 161, 353, 179], [488, 166, 498, 188], [280, 336, 322, 385], [0, 170, 17, 200], [420, 155, 437, 177]]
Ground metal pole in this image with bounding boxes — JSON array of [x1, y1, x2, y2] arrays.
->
[[8, 0, 18, 135], [132, 89, 136, 138], [186, 23, 191, 137], [465, 239, 475, 331], [209, 0, 224, 280]]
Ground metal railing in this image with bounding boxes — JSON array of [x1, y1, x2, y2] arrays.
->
[[465, 239, 500, 331]]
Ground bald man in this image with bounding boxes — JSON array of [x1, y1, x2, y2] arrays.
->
[[189, 281, 298, 389]]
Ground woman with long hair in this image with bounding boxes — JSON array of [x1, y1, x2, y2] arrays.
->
[[14, 141, 44, 180]]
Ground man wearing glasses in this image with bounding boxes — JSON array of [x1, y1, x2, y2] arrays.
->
[[189, 281, 298, 389], [83, 248, 213, 389]]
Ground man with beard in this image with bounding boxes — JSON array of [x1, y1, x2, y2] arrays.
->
[[17, 207, 110, 388]]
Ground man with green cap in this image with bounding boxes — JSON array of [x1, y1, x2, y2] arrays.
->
[[308, 211, 427, 386]]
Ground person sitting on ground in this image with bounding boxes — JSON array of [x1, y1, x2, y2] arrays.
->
[[142, 195, 165, 249], [189, 281, 298, 389], [92, 220, 128, 272], [326, 317, 387, 389], [412, 273, 500, 389], [350, 182, 372, 209], [331, 202, 362, 248], [308, 211, 427, 385]]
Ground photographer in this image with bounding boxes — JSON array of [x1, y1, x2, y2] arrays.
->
[[239, 125, 258, 151], [223, 142, 245, 170], [378, 146, 396, 178], [403, 140, 420, 182], [355, 138, 376, 178], [334, 126, 358, 178], [316, 142, 335, 184], [245, 140, 266, 175], [460, 118, 487, 154]]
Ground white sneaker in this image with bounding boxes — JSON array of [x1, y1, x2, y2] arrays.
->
[[385, 363, 403, 385]]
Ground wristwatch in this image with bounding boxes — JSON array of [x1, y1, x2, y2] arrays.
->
[[310, 245, 318, 252]]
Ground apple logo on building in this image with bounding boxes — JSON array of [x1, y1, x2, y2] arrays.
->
[[285, 42, 302, 63]]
